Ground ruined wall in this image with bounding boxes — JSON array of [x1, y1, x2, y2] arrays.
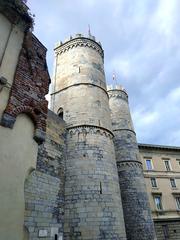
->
[[24, 110, 66, 239], [0, 2, 50, 239], [1, 32, 50, 143], [0, 11, 36, 240], [0, 12, 24, 118]]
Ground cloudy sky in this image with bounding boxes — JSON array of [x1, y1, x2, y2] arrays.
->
[[27, 0, 180, 146]]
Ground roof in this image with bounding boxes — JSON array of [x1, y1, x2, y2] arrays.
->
[[138, 143, 180, 152]]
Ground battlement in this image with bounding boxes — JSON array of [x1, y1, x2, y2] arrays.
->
[[55, 33, 102, 47], [107, 84, 128, 95], [54, 33, 104, 59], [107, 85, 128, 102]]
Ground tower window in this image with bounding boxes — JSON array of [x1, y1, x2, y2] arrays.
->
[[100, 182, 102, 194], [57, 107, 63, 119], [170, 178, 176, 188], [176, 159, 180, 166], [151, 177, 157, 188]]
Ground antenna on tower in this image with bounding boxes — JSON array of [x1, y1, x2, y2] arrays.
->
[[112, 70, 118, 88], [88, 24, 91, 37]]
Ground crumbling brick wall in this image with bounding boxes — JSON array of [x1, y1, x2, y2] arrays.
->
[[1, 32, 51, 144]]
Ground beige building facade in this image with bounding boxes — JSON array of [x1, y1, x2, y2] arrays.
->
[[139, 144, 180, 240], [0, 9, 38, 240]]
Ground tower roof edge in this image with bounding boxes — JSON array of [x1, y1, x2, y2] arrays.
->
[[55, 33, 102, 48], [54, 34, 104, 59], [107, 85, 128, 96]]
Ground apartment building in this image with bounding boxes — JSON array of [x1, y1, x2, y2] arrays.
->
[[139, 144, 180, 240]]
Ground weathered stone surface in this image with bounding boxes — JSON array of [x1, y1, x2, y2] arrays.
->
[[154, 220, 180, 240], [64, 127, 126, 240], [108, 88, 156, 240], [24, 170, 63, 240], [51, 38, 112, 131], [52, 36, 127, 240], [37, 110, 66, 178], [0, 112, 15, 128], [24, 110, 66, 239]]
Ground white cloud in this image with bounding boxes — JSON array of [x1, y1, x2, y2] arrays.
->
[[151, 0, 177, 36], [168, 87, 180, 103], [28, 0, 180, 146]]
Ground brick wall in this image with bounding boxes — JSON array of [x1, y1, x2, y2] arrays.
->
[[1, 32, 50, 144]]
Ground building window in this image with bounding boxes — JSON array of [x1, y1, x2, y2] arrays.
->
[[175, 197, 180, 210], [176, 159, 180, 166], [154, 195, 163, 210], [162, 225, 169, 239], [146, 159, 153, 170], [151, 177, 157, 188], [170, 178, 176, 188], [164, 160, 172, 171]]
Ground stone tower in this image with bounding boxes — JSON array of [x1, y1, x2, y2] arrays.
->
[[108, 86, 156, 240], [51, 34, 127, 240]]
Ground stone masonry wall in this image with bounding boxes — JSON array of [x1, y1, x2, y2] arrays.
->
[[24, 171, 62, 240], [154, 220, 180, 240], [52, 36, 127, 240], [64, 126, 126, 240], [115, 130, 156, 240], [24, 110, 66, 239], [108, 89, 156, 240], [54, 84, 112, 129], [51, 39, 112, 131]]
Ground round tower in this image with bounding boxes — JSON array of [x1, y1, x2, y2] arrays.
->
[[108, 86, 156, 240], [51, 34, 127, 240]]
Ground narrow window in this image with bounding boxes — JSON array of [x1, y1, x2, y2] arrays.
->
[[151, 177, 157, 188], [162, 225, 169, 239], [57, 107, 63, 119], [154, 195, 163, 210], [100, 182, 102, 194], [146, 159, 153, 170], [175, 197, 180, 210], [170, 178, 176, 188], [164, 160, 171, 171]]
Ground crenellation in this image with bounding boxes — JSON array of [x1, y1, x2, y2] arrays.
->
[[54, 34, 103, 59], [1, 1, 177, 238]]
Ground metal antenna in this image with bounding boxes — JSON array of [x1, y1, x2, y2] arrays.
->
[[112, 71, 118, 88], [88, 24, 91, 37]]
